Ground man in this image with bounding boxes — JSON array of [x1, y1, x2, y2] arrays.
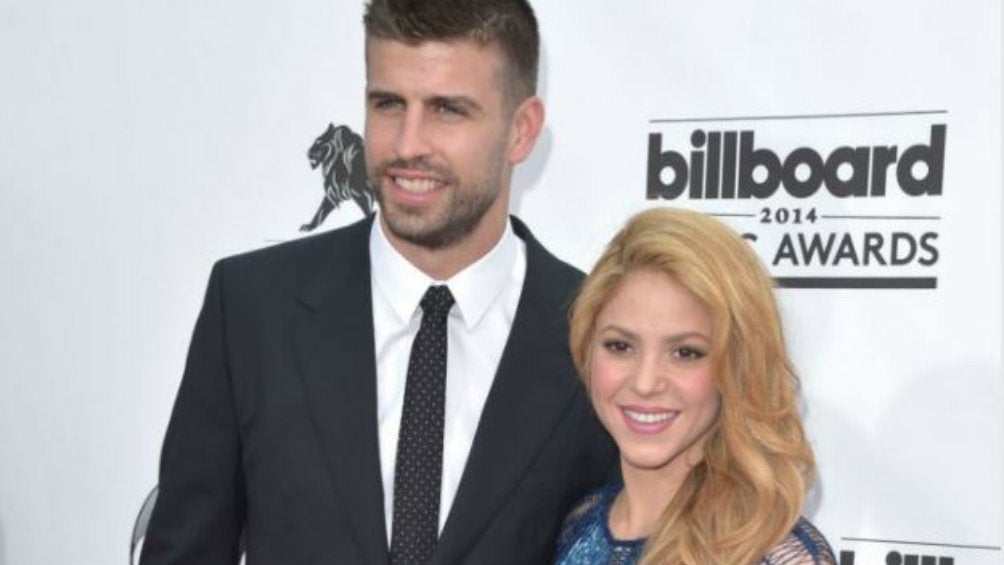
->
[[140, 1, 615, 564]]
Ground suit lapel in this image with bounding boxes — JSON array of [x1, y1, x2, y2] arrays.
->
[[293, 218, 390, 565], [432, 219, 581, 565]]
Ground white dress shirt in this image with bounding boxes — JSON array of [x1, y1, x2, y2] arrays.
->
[[369, 215, 527, 545]]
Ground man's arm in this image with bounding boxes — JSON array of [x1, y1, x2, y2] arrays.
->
[[140, 262, 245, 565]]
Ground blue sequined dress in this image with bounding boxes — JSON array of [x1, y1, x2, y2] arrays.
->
[[553, 485, 837, 565]]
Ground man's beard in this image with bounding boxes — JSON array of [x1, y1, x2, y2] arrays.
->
[[370, 157, 504, 250]]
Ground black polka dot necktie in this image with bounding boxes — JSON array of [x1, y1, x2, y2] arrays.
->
[[390, 285, 454, 565]]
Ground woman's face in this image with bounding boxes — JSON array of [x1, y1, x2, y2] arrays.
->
[[589, 268, 720, 480]]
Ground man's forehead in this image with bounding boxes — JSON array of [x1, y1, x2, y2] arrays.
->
[[364, 37, 504, 65], [364, 38, 507, 97]]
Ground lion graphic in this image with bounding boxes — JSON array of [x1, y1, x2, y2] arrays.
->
[[301, 123, 375, 232]]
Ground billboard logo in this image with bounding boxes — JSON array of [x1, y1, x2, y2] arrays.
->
[[837, 535, 1001, 565], [840, 550, 954, 565], [643, 110, 949, 289], [647, 125, 945, 201]]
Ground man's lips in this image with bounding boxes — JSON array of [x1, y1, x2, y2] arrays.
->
[[382, 169, 447, 205], [384, 165, 448, 192], [392, 175, 440, 194]]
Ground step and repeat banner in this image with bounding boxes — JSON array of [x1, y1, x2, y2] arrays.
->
[[1, 1, 1000, 564]]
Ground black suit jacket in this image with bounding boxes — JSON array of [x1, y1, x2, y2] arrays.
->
[[141, 216, 616, 565]]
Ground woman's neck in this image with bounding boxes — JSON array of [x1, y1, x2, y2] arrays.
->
[[609, 458, 693, 540]]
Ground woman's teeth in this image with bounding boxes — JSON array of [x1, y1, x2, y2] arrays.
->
[[624, 409, 675, 424]]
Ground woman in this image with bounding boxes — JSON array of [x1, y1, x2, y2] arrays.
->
[[555, 208, 836, 565]]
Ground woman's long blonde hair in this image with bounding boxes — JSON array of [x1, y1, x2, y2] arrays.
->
[[569, 208, 815, 565]]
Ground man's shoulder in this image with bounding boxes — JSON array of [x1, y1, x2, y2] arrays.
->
[[216, 217, 371, 275], [511, 215, 584, 295], [205, 217, 372, 299]]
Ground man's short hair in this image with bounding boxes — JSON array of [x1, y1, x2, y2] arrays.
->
[[363, 0, 540, 106]]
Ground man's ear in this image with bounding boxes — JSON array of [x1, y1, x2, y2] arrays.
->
[[507, 95, 545, 165]]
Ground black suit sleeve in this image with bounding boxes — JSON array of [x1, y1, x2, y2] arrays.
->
[[140, 262, 245, 565]]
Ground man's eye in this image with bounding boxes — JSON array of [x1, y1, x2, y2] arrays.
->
[[602, 340, 631, 354], [435, 102, 466, 117], [373, 98, 403, 111]]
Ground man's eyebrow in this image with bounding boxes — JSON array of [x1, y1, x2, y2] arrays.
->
[[366, 89, 404, 103], [426, 95, 483, 114]]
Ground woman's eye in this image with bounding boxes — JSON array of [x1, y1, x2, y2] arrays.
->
[[601, 340, 631, 354], [673, 346, 706, 361]]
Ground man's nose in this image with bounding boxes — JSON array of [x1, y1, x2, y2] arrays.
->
[[394, 109, 432, 161]]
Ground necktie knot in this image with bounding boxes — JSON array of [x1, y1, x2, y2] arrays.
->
[[420, 285, 454, 319]]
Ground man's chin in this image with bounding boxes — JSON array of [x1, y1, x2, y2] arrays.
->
[[383, 214, 482, 251], [382, 212, 446, 249], [377, 188, 499, 251]]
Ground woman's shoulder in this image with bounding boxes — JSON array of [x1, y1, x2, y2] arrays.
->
[[554, 484, 645, 565], [763, 517, 838, 565], [557, 485, 614, 546]]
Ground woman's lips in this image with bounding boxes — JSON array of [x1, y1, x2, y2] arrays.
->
[[620, 406, 678, 434]]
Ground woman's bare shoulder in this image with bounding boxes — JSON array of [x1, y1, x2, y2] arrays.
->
[[762, 517, 838, 565]]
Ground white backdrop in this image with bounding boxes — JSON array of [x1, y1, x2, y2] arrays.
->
[[0, 1, 1000, 564]]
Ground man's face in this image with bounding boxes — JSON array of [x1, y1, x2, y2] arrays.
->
[[364, 39, 516, 250]]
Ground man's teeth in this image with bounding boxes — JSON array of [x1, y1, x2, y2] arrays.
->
[[624, 409, 675, 424], [395, 177, 437, 193]]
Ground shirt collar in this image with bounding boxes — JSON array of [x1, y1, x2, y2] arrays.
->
[[369, 214, 519, 331]]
